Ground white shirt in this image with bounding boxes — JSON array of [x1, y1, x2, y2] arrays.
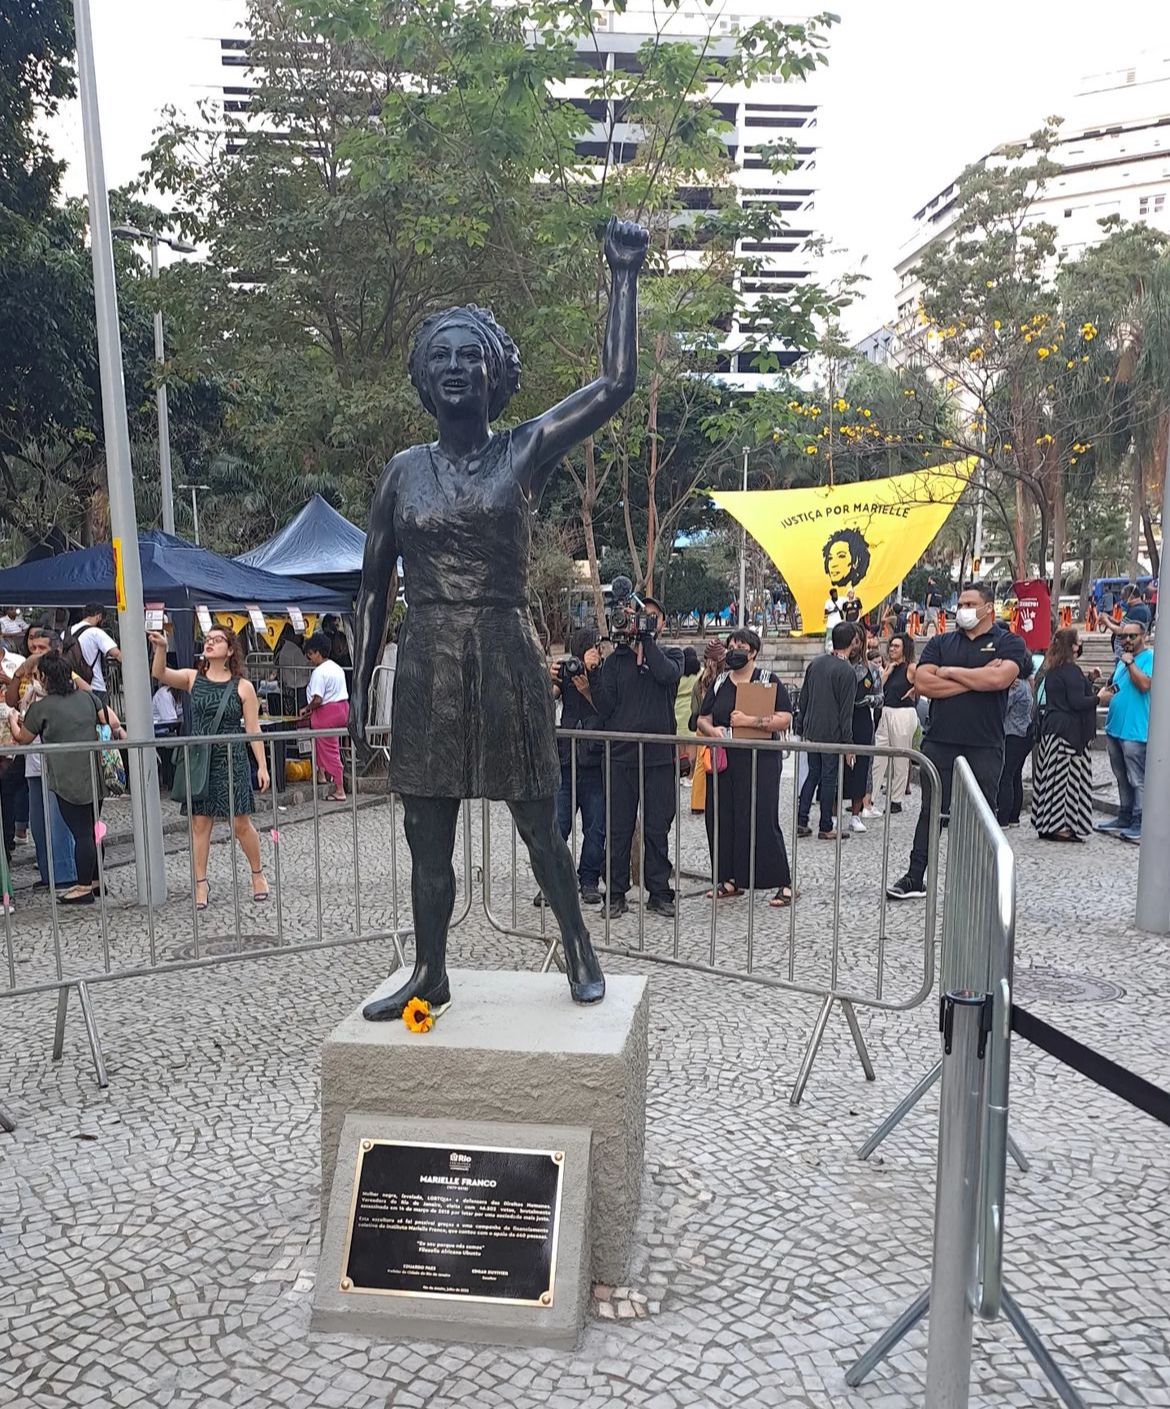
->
[[824, 598, 842, 628], [0, 613, 26, 636], [307, 658, 348, 707], [74, 624, 118, 692], [152, 689, 181, 726]]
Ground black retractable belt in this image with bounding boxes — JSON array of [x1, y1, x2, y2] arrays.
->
[[1012, 1005, 1170, 1129]]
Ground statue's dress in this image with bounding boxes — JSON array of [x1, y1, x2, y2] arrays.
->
[[386, 430, 560, 800]]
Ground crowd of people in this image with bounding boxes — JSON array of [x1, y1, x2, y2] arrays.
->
[[0, 605, 357, 914], [538, 576, 1157, 918], [0, 577, 1156, 920]]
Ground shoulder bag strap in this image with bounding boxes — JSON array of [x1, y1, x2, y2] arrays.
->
[[205, 678, 238, 738]]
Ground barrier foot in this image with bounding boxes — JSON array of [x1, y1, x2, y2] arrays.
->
[[77, 982, 109, 1090], [52, 985, 69, 1062], [50, 983, 108, 1090], [845, 1288, 929, 1386], [840, 1000, 875, 1082], [539, 937, 559, 975], [0, 1100, 15, 1133], [1001, 1288, 1086, 1409], [856, 1062, 941, 1160], [789, 994, 834, 1106], [1006, 1131, 1030, 1173], [391, 933, 409, 970]]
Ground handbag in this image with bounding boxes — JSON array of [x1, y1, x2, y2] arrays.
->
[[96, 704, 127, 797], [173, 681, 238, 803], [706, 745, 729, 774]]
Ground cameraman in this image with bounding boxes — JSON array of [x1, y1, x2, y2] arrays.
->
[[537, 628, 606, 907], [593, 597, 684, 919]]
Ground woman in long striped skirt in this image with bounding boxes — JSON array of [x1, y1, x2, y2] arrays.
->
[[1031, 628, 1098, 842]]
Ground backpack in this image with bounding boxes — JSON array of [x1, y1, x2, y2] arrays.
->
[[64, 623, 97, 685]]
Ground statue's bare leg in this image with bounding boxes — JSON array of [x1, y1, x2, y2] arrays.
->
[[508, 797, 605, 1004], [363, 793, 458, 1021]]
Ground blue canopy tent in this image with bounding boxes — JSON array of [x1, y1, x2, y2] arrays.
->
[[236, 494, 366, 595], [0, 531, 351, 679]]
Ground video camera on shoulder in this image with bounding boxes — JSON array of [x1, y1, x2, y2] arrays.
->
[[607, 575, 656, 646]]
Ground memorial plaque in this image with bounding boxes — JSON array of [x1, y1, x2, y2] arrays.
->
[[339, 1140, 565, 1306]]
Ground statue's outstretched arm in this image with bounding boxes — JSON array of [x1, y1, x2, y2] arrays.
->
[[349, 456, 400, 745], [513, 217, 649, 502]]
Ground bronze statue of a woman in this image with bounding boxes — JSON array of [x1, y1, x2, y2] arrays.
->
[[350, 218, 649, 1021]]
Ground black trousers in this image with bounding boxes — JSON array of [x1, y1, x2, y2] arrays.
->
[[908, 739, 1004, 885], [56, 796, 100, 887], [996, 733, 1032, 824], [0, 757, 26, 859], [607, 764, 676, 901]]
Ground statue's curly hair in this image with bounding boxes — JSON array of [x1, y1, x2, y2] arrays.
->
[[408, 305, 522, 422]]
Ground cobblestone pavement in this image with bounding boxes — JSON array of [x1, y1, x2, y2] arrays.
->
[[2, 762, 1169, 1409]]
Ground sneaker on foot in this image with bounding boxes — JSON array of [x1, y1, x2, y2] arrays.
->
[[849, 816, 867, 834], [1094, 818, 1127, 833], [860, 807, 878, 819], [796, 824, 813, 838], [887, 874, 927, 900], [818, 828, 849, 841], [890, 801, 903, 814], [647, 895, 676, 918], [602, 893, 628, 918], [1119, 827, 1142, 843], [580, 886, 603, 906]]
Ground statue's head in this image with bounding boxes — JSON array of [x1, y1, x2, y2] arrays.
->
[[408, 305, 522, 422]]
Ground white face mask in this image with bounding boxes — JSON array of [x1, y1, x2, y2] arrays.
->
[[956, 606, 981, 631]]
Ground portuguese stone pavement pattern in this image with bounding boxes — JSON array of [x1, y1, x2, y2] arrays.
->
[[1, 756, 1168, 1408]]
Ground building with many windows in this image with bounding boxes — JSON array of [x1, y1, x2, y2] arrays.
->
[[892, 54, 1170, 339]]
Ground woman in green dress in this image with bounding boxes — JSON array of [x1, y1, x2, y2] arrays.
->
[[149, 627, 270, 910]]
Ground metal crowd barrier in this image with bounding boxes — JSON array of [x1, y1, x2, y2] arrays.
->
[[479, 725, 942, 1104], [845, 757, 1077, 1408], [0, 727, 473, 1109], [2, 720, 940, 1118]]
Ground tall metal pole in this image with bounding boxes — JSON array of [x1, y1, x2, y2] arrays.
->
[[192, 485, 201, 546], [1135, 435, 1170, 933], [737, 445, 748, 629], [74, 0, 167, 904], [150, 238, 176, 535]]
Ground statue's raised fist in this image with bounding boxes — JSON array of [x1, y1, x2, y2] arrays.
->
[[603, 216, 650, 273]]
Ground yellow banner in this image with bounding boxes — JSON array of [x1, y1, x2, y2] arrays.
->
[[712, 460, 973, 634]]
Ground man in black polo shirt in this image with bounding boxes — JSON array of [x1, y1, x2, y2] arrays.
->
[[887, 582, 1032, 899]]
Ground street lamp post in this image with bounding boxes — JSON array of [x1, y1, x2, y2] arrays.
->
[[73, 0, 166, 904], [178, 484, 211, 546], [737, 445, 749, 629], [1135, 435, 1170, 933], [111, 225, 196, 535]]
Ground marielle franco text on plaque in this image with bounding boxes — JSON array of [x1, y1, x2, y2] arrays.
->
[[338, 1141, 566, 1306]]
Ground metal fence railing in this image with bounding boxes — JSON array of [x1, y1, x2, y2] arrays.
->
[[0, 727, 473, 1101], [2, 722, 941, 1117], [477, 726, 942, 1104]]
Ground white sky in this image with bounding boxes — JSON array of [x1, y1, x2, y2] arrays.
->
[[50, 1, 1170, 336]]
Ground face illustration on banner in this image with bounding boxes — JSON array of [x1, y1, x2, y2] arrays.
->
[[822, 527, 872, 590]]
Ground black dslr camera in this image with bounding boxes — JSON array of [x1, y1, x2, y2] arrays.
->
[[607, 575, 655, 645], [557, 656, 586, 687]]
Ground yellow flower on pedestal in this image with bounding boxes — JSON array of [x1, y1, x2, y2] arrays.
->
[[403, 998, 434, 1033]]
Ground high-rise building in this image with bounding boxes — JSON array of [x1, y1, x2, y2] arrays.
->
[[892, 54, 1170, 340], [215, 0, 824, 388]]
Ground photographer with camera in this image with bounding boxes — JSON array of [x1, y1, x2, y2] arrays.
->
[[593, 582, 684, 918], [535, 627, 607, 907]]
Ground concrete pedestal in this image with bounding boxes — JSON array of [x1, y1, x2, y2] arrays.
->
[[320, 969, 649, 1287]]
